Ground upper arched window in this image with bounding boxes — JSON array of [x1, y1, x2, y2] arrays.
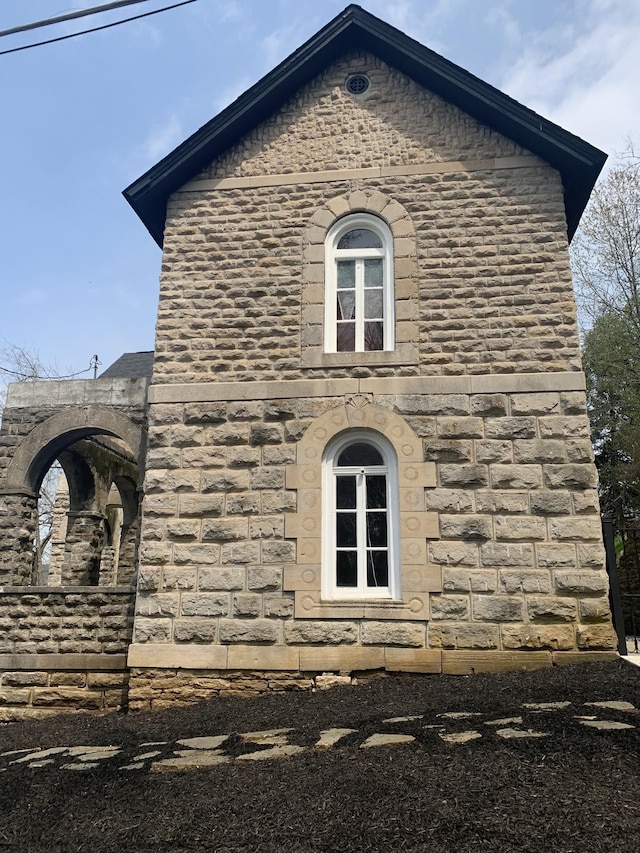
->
[[324, 214, 394, 353], [322, 430, 400, 600]]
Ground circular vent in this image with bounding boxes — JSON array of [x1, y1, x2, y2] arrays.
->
[[346, 74, 370, 95]]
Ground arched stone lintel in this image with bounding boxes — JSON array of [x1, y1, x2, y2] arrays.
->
[[294, 399, 424, 466], [4, 406, 144, 496]]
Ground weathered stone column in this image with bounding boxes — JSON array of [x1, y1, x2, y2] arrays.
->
[[0, 490, 38, 586], [61, 511, 106, 586], [99, 546, 117, 586], [116, 515, 139, 585]]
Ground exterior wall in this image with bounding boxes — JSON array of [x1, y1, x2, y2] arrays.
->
[[202, 51, 526, 180], [0, 588, 133, 720], [129, 380, 617, 688], [129, 51, 617, 697], [155, 54, 580, 385]]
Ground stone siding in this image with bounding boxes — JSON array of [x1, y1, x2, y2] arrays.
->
[[0, 589, 134, 656], [203, 52, 526, 180], [0, 588, 133, 719], [130, 383, 617, 674], [154, 54, 579, 385]]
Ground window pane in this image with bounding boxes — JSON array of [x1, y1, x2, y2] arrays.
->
[[337, 551, 358, 586], [364, 321, 383, 351], [337, 260, 355, 288], [337, 291, 356, 321], [364, 290, 383, 319], [366, 475, 387, 508], [336, 475, 356, 508], [364, 258, 383, 287], [337, 229, 382, 249], [337, 512, 357, 547], [366, 511, 388, 547], [337, 443, 383, 467], [367, 551, 389, 587], [336, 322, 355, 352]]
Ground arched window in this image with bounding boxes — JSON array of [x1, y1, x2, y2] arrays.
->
[[324, 214, 394, 353], [322, 431, 400, 600]]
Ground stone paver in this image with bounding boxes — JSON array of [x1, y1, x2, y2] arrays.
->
[[382, 715, 423, 724], [1, 697, 637, 773], [361, 733, 416, 749], [585, 701, 637, 712], [315, 728, 357, 748], [485, 716, 523, 726], [177, 736, 229, 749], [440, 730, 482, 744], [496, 728, 549, 739], [579, 720, 635, 731]]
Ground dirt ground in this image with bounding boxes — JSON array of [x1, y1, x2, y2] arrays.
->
[[1, 659, 639, 853]]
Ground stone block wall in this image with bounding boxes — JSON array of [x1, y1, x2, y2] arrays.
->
[[0, 588, 133, 719], [127, 49, 617, 699], [154, 53, 580, 385], [127, 378, 617, 697]]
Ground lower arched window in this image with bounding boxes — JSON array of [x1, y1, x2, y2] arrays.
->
[[322, 431, 400, 600]]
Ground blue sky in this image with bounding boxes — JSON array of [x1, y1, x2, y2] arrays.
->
[[2, 0, 640, 379]]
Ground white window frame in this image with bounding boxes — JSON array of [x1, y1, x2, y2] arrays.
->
[[324, 213, 395, 353], [321, 430, 401, 601]]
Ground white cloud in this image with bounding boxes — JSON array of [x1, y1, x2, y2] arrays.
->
[[365, 0, 462, 54], [211, 74, 256, 114], [495, 0, 640, 156], [142, 116, 183, 162], [216, 0, 243, 23]]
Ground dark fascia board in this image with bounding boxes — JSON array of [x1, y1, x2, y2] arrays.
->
[[124, 4, 606, 246]]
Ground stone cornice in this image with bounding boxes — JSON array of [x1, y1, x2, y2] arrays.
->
[[148, 372, 586, 404], [178, 155, 543, 194]]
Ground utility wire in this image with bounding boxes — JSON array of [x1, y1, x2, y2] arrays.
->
[[0, 364, 93, 380], [0, 1, 153, 39], [0, 0, 198, 56]]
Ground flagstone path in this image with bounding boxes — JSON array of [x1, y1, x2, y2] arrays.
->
[[1, 698, 637, 774]]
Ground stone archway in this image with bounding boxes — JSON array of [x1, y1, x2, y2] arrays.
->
[[0, 405, 144, 586]]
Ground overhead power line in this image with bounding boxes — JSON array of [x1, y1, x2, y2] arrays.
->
[[0, 0, 198, 56], [0, 363, 93, 380], [0, 1, 153, 39]]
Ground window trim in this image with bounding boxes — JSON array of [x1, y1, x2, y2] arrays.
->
[[324, 214, 395, 354], [322, 429, 400, 601]]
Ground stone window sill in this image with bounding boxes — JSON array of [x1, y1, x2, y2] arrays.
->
[[301, 343, 418, 368]]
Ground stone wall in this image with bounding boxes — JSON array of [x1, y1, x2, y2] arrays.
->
[[128, 380, 618, 681], [0, 588, 133, 719], [202, 51, 526, 179], [129, 49, 616, 690], [154, 54, 579, 385]]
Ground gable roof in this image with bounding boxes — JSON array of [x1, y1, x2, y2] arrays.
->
[[124, 4, 606, 247]]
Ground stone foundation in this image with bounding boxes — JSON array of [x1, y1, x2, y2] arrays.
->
[[0, 661, 129, 721], [127, 649, 618, 711]]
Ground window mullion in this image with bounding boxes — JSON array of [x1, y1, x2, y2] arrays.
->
[[355, 259, 364, 352], [356, 471, 366, 592]]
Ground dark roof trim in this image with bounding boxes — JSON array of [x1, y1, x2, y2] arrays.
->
[[124, 4, 606, 246]]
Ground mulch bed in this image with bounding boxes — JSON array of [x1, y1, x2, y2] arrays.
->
[[1, 660, 640, 852]]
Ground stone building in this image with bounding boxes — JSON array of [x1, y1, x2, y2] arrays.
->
[[0, 5, 618, 715]]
